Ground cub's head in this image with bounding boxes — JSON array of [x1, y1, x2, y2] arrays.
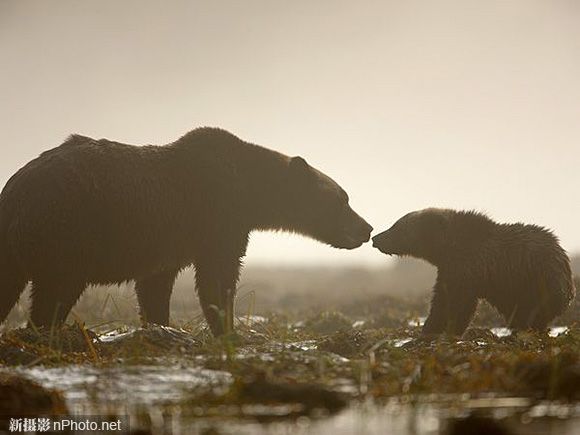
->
[[283, 156, 372, 249], [372, 208, 452, 264]]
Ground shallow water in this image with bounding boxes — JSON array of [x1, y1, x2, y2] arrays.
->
[[10, 360, 580, 434], [10, 364, 232, 414], [489, 326, 569, 338], [13, 361, 579, 435], [189, 400, 580, 435]]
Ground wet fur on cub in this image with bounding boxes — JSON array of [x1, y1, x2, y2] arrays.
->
[[372, 208, 575, 335]]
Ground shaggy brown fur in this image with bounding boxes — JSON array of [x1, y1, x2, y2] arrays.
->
[[0, 127, 372, 336], [372, 208, 575, 335]]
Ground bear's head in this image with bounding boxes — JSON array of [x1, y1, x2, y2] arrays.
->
[[372, 208, 451, 265], [282, 156, 373, 249]]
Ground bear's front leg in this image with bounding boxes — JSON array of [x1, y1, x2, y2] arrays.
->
[[422, 276, 478, 336], [194, 260, 237, 336], [195, 257, 241, 336]]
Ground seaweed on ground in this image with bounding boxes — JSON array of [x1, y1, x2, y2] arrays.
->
[[0, 292, 578, 430]]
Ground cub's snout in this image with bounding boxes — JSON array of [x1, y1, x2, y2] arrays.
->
[[372, 230, 393, 254]]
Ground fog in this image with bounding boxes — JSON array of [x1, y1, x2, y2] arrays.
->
[[1, 0, 579, 265]]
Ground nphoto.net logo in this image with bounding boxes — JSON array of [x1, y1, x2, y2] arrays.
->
[[5, 415, 129, 433]]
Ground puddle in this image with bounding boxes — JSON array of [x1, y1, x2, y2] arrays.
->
[[393, 338, 413, 348], [3, 361, 579, 435], [407, 317, 427, 327], [177, 398, 580, 435], [490, 327, 512, 338], [99, 325, 201, 348], [489, 326, 569, 338], [8, 365, 232, 413], [236, 315, 268, 327], [548, 326, 569, 337], [287, 340, 318, 352]]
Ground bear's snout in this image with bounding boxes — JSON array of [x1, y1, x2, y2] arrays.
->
[[355, 218, 373, 244], [333, 216, 373, 249], [372, 230, 394, 253], [359, 221, 374, 242]]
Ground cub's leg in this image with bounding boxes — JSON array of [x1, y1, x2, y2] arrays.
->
[[135, 269, 179, 325], [507, 304, 549, 332], [422, 277, 478, 336], [30, 279, 86, 328]]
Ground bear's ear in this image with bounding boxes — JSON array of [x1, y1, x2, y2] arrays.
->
[[289, 156, 310, 175]]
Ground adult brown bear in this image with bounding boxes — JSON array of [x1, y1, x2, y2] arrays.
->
[[0, 128, 372, 336], [372, 208, 575, 335]]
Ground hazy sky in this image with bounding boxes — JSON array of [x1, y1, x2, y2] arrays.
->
[[1, 1, 579, 265]]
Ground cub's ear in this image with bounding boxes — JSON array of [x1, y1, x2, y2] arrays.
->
[[289, 156, 310, 174]]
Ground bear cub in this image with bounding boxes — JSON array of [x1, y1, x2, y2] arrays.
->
[[372, 208, 576, 335]]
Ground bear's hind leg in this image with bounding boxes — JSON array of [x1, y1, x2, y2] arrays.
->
[[0, 271, 27, 326], [135, 269, 179, 326], [423, 278, 478, 336], [29, 279, 85, 328]]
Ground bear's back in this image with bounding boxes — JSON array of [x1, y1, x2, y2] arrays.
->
[[492, 223, 565, 260], [485, 223, 574, 299], [0, 135, 185, 247]]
